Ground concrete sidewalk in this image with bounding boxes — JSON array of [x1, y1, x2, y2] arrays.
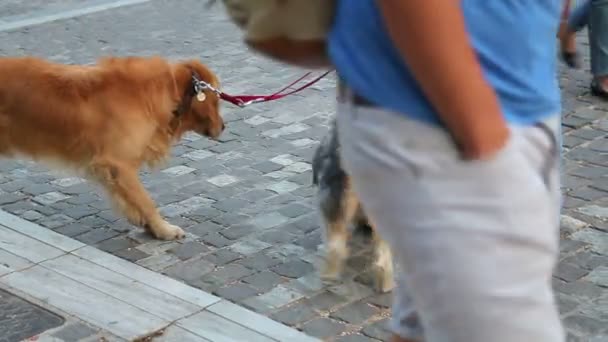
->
[[0, 210, 319, 342]]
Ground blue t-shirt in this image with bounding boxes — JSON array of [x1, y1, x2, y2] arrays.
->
[[327, 1, 562, 126]]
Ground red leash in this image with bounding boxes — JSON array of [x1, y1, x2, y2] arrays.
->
[[193, 70, 333, 108]]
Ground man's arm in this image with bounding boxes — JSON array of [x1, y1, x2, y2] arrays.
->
[[376, 1, 509, 160]]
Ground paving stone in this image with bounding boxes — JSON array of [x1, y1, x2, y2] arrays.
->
[[308, 291, 349, 312], [183, 149, 215, 161], [62, 184, 94, 196], [284, 162, 312, 173], [366, 293, 393, 309], [212, 213, 251, 227], [239, 252, 283, 271], [556, 262, 590, 282], [362, 319, 393, 341], [571, 127, 606, 140], [265, 170, 297, 180], [63, 205, 99, 220], [271, 299, 317, 326], [589, 335, 608, 342], [266, 180, 301, 194], [562, 215, 590, 236], [278, 203, 311, 218], [243, 285, 305, 313], [169, 241, 210, 260], [38, 214, 75, 229], [113, 248, 150, 262], [587, 266, 608, 288], [242, 271, 285, 292], [301, 317, 349, 339], [21, 210, 44, 221], [330, 301, 381, 325], [249, 212, 290, 230], [136, 240, 181, 255], [95, 236, 137, 253], [564, 315, 607, 334], [335, 334, 380, 342], [267, 244, 309, 260], [74, 228, 120, 245], [220, 223, 255, 240], [201, 232, 233, 248], [564, 252, 608, 271], [53, 223, 93, 237], [0, 193, 27, 205], [555, 280, 605, 301], [572, 228, 608, 255], [207, 174, 240, 187], [201, 264, 255, 288], [203, 249, 243, 265], [66, 193, 100, 205], [577, 205, 608, 220], [214, 282, 260, 302], [290, 214, 320, 234], [32, 192, 70, 205], [241, 189, 276, 202], [252, 161, 283, 174], [136, 253, 181, 271], [558, 295, 580, 314], [187, 221, 224, 236], [272, 260, 314, 279], [212, 198, 250, 213], [51, 177, 86, 188], [294, 233, 322, 251], [230, 239, 272, 255], [51, 323, 98, 341], [22, 184, 56, 196], [259, 229, 297, 244], [162, 257, 215, 283]]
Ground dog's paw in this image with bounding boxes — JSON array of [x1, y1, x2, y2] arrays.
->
[[320, 258, 344, 282], [154, 222, 186, 240], [373, 265, 395, 293]]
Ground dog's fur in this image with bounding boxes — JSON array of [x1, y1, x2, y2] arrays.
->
[[0, 56, 224, 240], [312, 121, 394, 292]]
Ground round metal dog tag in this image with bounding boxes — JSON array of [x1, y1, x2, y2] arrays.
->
[[196, 92, 207, 102]]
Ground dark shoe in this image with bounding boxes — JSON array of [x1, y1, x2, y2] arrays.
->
[[561, 50, 581, 69], [591, 80, 608, 99]]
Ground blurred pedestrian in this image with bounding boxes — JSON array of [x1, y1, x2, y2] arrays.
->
[[328, 1, 565, 341], [558, 0, 608, 98]]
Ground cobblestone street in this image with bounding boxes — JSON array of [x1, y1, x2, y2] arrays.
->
[[0, 1, 607, 341]]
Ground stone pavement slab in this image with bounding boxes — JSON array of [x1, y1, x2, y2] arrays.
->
[[0, 1, 606, 341], [0, 210, 318, 342]]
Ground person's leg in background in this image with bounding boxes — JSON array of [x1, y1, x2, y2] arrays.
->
[[589, 0, 608, 96], [336, 98, 564, 342], [559, 0, 590, 68]]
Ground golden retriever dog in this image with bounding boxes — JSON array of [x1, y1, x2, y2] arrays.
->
[[0, 56, 224, 240]]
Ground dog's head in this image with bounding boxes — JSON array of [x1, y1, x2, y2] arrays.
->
[[172, 60, 224, 139]]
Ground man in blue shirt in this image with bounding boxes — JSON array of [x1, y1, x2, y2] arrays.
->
[[327, 1, 565, 341]]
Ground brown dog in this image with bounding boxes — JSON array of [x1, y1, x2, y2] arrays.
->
[[0, 56, 224, 240]]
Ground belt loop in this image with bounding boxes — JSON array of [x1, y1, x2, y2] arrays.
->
[[336, 75, 357, 118], [337, 76, 353, 103]]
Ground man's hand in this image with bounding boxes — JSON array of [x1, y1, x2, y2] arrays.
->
[[376, 1, 510, 160]]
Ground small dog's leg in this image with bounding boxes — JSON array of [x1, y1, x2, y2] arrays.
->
[[88, 159, 185, 240], [320, 190, 358, 281], [321, 220, 350, 281], [373, 233, 395, 293]]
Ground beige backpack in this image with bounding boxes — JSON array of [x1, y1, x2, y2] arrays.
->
[[215, 0, 336, 67]]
